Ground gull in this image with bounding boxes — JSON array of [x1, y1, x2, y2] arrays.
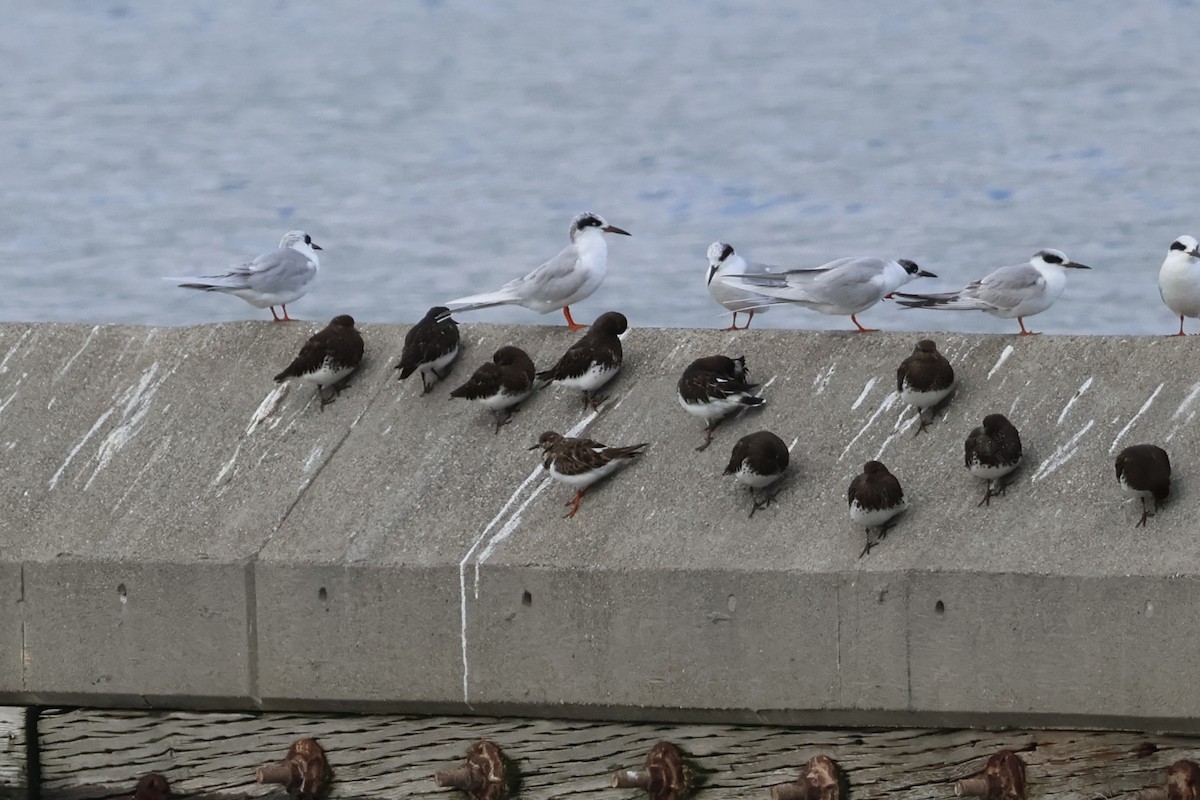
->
[[1158, 235, 1200, 336], [894, 249, 1090, 335], [166, 230, 321, 321], [722, 256, 935, 332], [444, 212, 630, 331], [705, 242, 776, 330]]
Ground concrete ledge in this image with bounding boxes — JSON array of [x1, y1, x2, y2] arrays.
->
[[1, 322, 1198, 728]]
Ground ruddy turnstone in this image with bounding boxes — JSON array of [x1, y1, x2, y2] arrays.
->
[[395, 305, 461, 393], [445, 212, 631, 331], [1158, 235, 1200, 336], [450, 346, 536, 433], [896, 339, 955, 434], [964, 413, 1022, 506], [1114, 444, 1171, 527], [848, 460, 907, 557], [530, 430, 648, 518], [677, 355, 766, 452], [895, 249, 1090, 335], [133, 774, 171, 800], [722, 256, 935, 332], [705, 242, 776, 331], [723, 430, 789, 517], [273, 314, 363, 409], [166, 230, 321, 321], [536, 310, 627, 409]]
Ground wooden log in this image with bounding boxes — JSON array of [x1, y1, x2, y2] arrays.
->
[[0, 707, 27, 800]]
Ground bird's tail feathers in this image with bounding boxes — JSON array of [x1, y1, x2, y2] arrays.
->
[[164, 275, 249, 292], [893, 291, 987, 311], [444, 288, 524, 314]]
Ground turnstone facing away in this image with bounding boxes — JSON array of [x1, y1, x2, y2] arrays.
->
[[166, 230, 322, 322], [848, 461, 907, 558], [531, 431, 649, 518], [721, 256, 935, 332], [444, 212, 631, 331], [1158, 235, 1200, 336], [705, 242, 775, 331], [395, 305, 461, 393], [895, 249, 1090, 335], [536, 310, 627, 409], [132, 774, 171, 800], [1114, 444, 1171, 527], [964, 414, 1022, 506], [723, 430, 789, 517], [677, 355, 766, 452], [273, 314, 363, 409], [896, 339, 955, 434], [450, 346, 536, 433]]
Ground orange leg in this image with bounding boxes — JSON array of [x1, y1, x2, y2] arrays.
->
[[562, 306, 587, 331], [1017, 317, 1040, 335], [270, 306, 283, 322], [563, 487, 589, 518], [851, 314, 878, 333], [743, 309, 755, 329], [722, 312, 742, 331], [1171, 316, 1187, 336], [279, 304, 298, 322]]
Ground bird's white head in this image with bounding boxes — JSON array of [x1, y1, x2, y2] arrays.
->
[[569, 212, 631, 242], [280, 230, 323, 253], [1168, 235, 1200, 260], [1031, 249, 1089, 271], [706, 241, 735, 286]]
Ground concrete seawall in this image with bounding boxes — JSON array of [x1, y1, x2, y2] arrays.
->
[[1, 321, 1197, 729]]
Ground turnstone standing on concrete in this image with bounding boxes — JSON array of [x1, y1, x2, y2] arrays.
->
[[723, 430, 790, 517], [1114, 444, 1171, 527], [964, 414, 1022, 506], [273, 314, 363, 409], [536, 310, 626, 409], [848, 461, 907, 557], [450, 346, 536, 433], [895, 249, 1090, 335], [896, 339, 955, 434], [705, 242, 775, 331], [721, 256, 936, 332], [1158, 235, 1200, 336], [531, 431, 649, 518], [395, 306, 461, 393], [166, 230, 322, 321], [677, 355, 766, 452], [444, 212, 631, 331]]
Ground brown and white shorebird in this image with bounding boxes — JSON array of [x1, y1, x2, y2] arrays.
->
[[1115, 444, 1171, 527], [530, 431, 648, 518], [723, 431, 790, 517], [536, 310, 627, 409], [896, 339, 955, 434], [396, 305, 461, 393], [964, 414, 1022, 506], [677, 355, 766, 451], [273, 314, 364, 409], [848, 460, 907, 558], [450, 346, 536, 433]]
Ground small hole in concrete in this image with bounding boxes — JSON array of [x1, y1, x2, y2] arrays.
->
[[521, 591, 532, 607], [318, 587, 328, 602], [727, 595, 737, 613], [935, 600, 945, 614], [117, 584, 127, 604]]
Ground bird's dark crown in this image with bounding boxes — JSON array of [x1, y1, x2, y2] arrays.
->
[[899, 259, 921, 274], [330, 314, 355, 327]]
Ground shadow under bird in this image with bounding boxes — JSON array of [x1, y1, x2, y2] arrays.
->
[[897, 339, 955, 435], [1158, 235, 1200, 336], [536, 310, 627, 410], [450, 346, 536, 433], [677, 355, 766, 452], [723, 430, 790, 517], [705, 242, 777, 330], [1114, 444, 1171, 527], [720, 255, 935, 332], [396, 306, 461, 393], [273, 314, 364, 409], [165, 230, 322, 322], [895, 249, 1090, 335], [964, 413, 1022, 506], [848, 460, 907, 558], [444, 212, 630, 331], [531, 431, 649, 518]]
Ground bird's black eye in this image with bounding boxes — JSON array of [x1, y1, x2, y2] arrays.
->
[[579, 215, 601, 228], [899, 259, 919, 274], [1171, 240, 1187, 252], [720, 244, 734, 262], [304, 234, 312, 244], [1042, 252, 1063, 265]]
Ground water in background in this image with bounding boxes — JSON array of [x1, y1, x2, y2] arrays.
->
[[3, 1, 1199, 335]]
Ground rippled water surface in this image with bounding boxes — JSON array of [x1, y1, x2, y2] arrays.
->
[[4, 1, 1200, 335]]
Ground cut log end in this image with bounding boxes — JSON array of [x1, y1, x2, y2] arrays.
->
[[613, 769, 650, 790], [955, 777, 989, 797], [256, 762, 296, 786]]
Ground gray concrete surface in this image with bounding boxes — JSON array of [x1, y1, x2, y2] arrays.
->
[[1, 321, 1198, 729]]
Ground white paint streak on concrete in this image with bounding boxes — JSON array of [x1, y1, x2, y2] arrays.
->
[[1032, 420, 1095, 482], [213, 442, 243, 488], [1109, 383, 1164, 454], [84, 363, 169, 490], [1173, 380, 1200, 420], [49, 410, 114, 489], [0, 329, 32, 374], [788, 436, 799, 452], [875, 413, 919, 460], [1056, 377, 1093, 425], [813, 363, 836, 395], [303, 445, 323, 473], [474, 476, 553, 596], [851, 377, 878, 410], [987, 345, 1015, 380], [56, 325, 100, 379], [0, 392, 16, 419], [840, 391, 900, 461], [247, 384, 289, 436]]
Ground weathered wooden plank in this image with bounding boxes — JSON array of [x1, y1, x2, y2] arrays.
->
[[34, 710, 1200, 800], [0, 706, 28, 800]]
